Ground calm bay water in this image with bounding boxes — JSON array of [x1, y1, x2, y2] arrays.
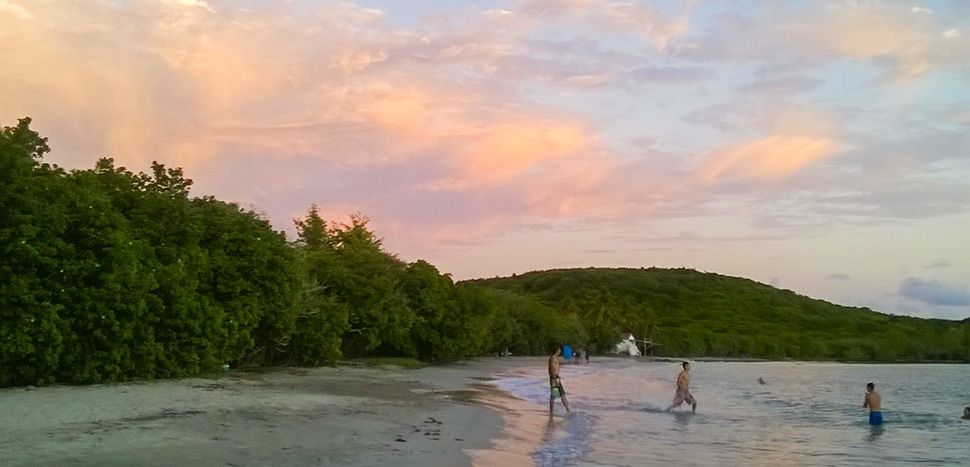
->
[[494, 359, 969, 466]]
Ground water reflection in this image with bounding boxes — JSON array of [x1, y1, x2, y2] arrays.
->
[[671, 410, 694, 429], [867, 425, 885, 442], [534, 410, 595, 466], [542, 416, 560, 443]]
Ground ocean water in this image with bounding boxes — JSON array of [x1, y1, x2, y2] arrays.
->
[[494, 359, 970, 466]]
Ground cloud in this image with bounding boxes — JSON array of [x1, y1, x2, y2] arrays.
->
[[682, 2, 970, 81], [517, 0, 695, 50], [924, 261, 950, 269], [422, 120, 592, 189], [735, 76, 823, 95], [600, 1, 692, 50], [1, 0, 967, 266], [559, 73, 611, 87], [787, 5, 932, 79], [174, 0, 212, 12], [684, 103, 747, 132], [0, 0, 32, 19], [826, 273, 850, 281], [2, 0, 673, 247], [899, 277, 970, 306], [623, 65, 713, 84], [484, 9, 514, 19], [782, 124, 970, 221], [684, 98, 844, 141], [698, 135, 839, 183], [0, 0, 405, 166]]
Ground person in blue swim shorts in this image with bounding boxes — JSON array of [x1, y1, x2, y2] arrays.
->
[[863, 382, 883, 425]]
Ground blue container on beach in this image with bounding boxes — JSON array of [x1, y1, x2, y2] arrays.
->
[[562, 345, 573, 359]]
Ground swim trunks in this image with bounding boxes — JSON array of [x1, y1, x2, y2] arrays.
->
[[670, 389, 695, 407], [869, 411, 883, 425], [549, 377, 565, 399]]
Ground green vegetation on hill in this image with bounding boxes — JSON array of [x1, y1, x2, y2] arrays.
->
[[2, 118, 966, 387], [466, 268, 969, 362]]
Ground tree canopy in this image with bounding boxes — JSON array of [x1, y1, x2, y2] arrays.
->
[[2, 118, 966, 387]]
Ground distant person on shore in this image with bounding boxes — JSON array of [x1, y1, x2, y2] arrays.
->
[[584, 348, 590, 365], [863, 382, 883, 425], [666, 361, 697, 412], [548, 347, 571, 415], [962, 407, 970, 420]]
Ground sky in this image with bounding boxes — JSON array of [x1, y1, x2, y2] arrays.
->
[[2, 0, 969, 320]]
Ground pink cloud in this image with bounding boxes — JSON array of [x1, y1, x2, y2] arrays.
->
[[3, 0, 959, 264], [454, 122, 589, 183], [699, 135, 839, 183]]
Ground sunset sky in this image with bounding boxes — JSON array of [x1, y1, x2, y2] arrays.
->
[[2, 0, 968, 319]]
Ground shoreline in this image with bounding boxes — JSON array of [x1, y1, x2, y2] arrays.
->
[[0, 357, 548, 467], [8, 357, 962, 465], [631, 356, 969, 364], [463, 357, 551, 467]]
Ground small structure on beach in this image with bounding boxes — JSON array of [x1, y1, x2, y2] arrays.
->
[[614, 333, 661, 357], [615, 333, 642, 356]]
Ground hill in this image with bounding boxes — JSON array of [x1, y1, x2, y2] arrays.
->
[[3, 117, 965, 388], [465, 267, 969, 362]]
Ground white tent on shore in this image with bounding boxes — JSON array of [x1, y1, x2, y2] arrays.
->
[[615, 333, 641, 356]]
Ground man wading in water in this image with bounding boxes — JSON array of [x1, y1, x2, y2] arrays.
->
[[548, 347, 571, 415], [666, 361, 697, 412], [864, 382, 883, 425]]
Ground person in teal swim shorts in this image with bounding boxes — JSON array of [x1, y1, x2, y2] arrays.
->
[[548, 347, 571, 415]]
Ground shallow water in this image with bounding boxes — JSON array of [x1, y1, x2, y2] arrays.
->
[[494, 359, 970, 466]]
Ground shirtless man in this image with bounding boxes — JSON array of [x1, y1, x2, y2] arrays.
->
[[666, 361, 697, 412], [863, 382, 882, 425], [548, 347, 570, 415]]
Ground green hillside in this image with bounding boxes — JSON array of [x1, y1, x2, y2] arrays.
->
[[3, 118, 966, 388], [466, 267, 969, 362]]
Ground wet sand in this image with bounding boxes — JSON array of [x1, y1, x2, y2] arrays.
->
[[0, 357, 550, 467]]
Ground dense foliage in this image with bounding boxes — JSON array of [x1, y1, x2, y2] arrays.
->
[[0, 118, 577, 386], [1, 118, 298, 386], [3, 119, 966, 387], [467, 268, 970, 362]]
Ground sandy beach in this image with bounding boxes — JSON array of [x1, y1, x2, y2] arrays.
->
[[0, 357, 550, 467]]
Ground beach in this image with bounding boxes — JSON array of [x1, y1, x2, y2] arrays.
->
[[0, 358, 549, 467], [4, 357, 969, 466]]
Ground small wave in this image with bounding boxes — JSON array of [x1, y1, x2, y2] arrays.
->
[[875, 410, 953, 427], [638, 404, 672, 414]]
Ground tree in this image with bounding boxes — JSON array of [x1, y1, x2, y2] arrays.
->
[[279, 206, 351, 365], [328, 214, 413, 357]]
